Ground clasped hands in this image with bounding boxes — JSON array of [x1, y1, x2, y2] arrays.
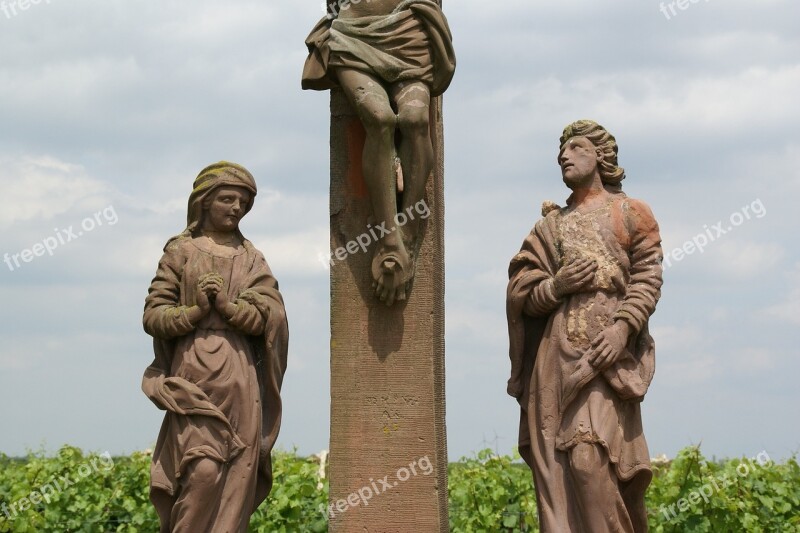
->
[[553, 257, 631, 369], [193, 272, 236, 321]]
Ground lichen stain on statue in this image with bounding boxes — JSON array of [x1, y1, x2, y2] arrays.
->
[[302, 0, 456, 306], [141, 162, 288, 532], [507, 121, 663, 532]]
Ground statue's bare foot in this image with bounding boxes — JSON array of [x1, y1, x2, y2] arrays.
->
[[371, 243, 412, 306]]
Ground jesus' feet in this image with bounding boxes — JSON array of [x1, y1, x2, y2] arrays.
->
[[371, 240, 413, 306]]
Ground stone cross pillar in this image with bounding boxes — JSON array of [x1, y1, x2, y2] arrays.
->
[[326, 87, 448, 530]]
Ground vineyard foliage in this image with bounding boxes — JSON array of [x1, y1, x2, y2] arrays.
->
[[1, 446, 798, 532]]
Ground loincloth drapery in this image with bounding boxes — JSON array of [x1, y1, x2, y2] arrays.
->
[[302, 0, 456, 97]]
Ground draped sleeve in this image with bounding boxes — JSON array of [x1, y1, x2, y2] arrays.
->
[[143, 238, 194, 340], [506, 212, 562, 401], [613, 199, 663, 334]]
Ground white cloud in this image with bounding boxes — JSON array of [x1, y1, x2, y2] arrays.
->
[[650, 325, 722, 386], [483, 65, 800, 141], [650, 324, 706, 354], [658, 352, 719, 386], [446, 306, 507, 352], [760, 262, 800, 326], [251, 227, 330, 278], [730, 347, 777, 374], [706, 240, 784, 279], [0, 155, 111, 229]]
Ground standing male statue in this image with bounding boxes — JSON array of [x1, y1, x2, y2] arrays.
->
[[506, 121, 663, 532], [302, 0, 456, 305]]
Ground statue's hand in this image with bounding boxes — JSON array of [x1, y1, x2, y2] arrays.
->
[[587, 320, 631, 369], [195, 288, 211, 316], [197, 273, 224, 312], [553, 258, 597, 298], [198, 272, 236, 318], [187, 274, 219, 324], [214, 284, 230, 312]]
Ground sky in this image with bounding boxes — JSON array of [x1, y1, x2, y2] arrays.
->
[[1, 0, 798, 463]]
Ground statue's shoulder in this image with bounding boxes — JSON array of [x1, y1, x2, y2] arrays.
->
[[540, 200, 564, 224], [617, 195, 660, 234], [242, 240, 271, 266], [619, 196, 657, 220], [163, 234, 192, 255], [541, 200, 562, 218], [526, 201, 562, 238]]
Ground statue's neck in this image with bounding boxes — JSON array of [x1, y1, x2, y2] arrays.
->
[[201, 228, 241, 247], [568, 180, 610, 209]]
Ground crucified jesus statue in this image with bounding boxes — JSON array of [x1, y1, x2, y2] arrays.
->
[[302, 0, 456, 305]]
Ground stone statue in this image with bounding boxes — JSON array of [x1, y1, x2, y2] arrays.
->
[[506, 121, 663, 532], [141, 162, 288, 532], [302, 0, 456, 305]]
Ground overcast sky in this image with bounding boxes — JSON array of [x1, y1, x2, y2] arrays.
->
[[1, 0, 798, 463]]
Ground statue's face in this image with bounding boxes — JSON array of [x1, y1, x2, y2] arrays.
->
[[204, 186, 252, 232], [558, 136, 602, 188]]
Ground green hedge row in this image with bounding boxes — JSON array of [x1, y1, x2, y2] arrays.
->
[[1, 446, 798, 532]]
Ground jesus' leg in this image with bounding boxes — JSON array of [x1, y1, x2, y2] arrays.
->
[[337, 67, 411, 305], [391, 80, 433, 261]]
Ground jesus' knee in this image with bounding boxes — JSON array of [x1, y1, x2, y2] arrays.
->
[[396, 104, 430, 137], [360, 102, 396, 139]]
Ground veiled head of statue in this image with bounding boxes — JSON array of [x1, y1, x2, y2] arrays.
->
[[185, 162, 258, 234]]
